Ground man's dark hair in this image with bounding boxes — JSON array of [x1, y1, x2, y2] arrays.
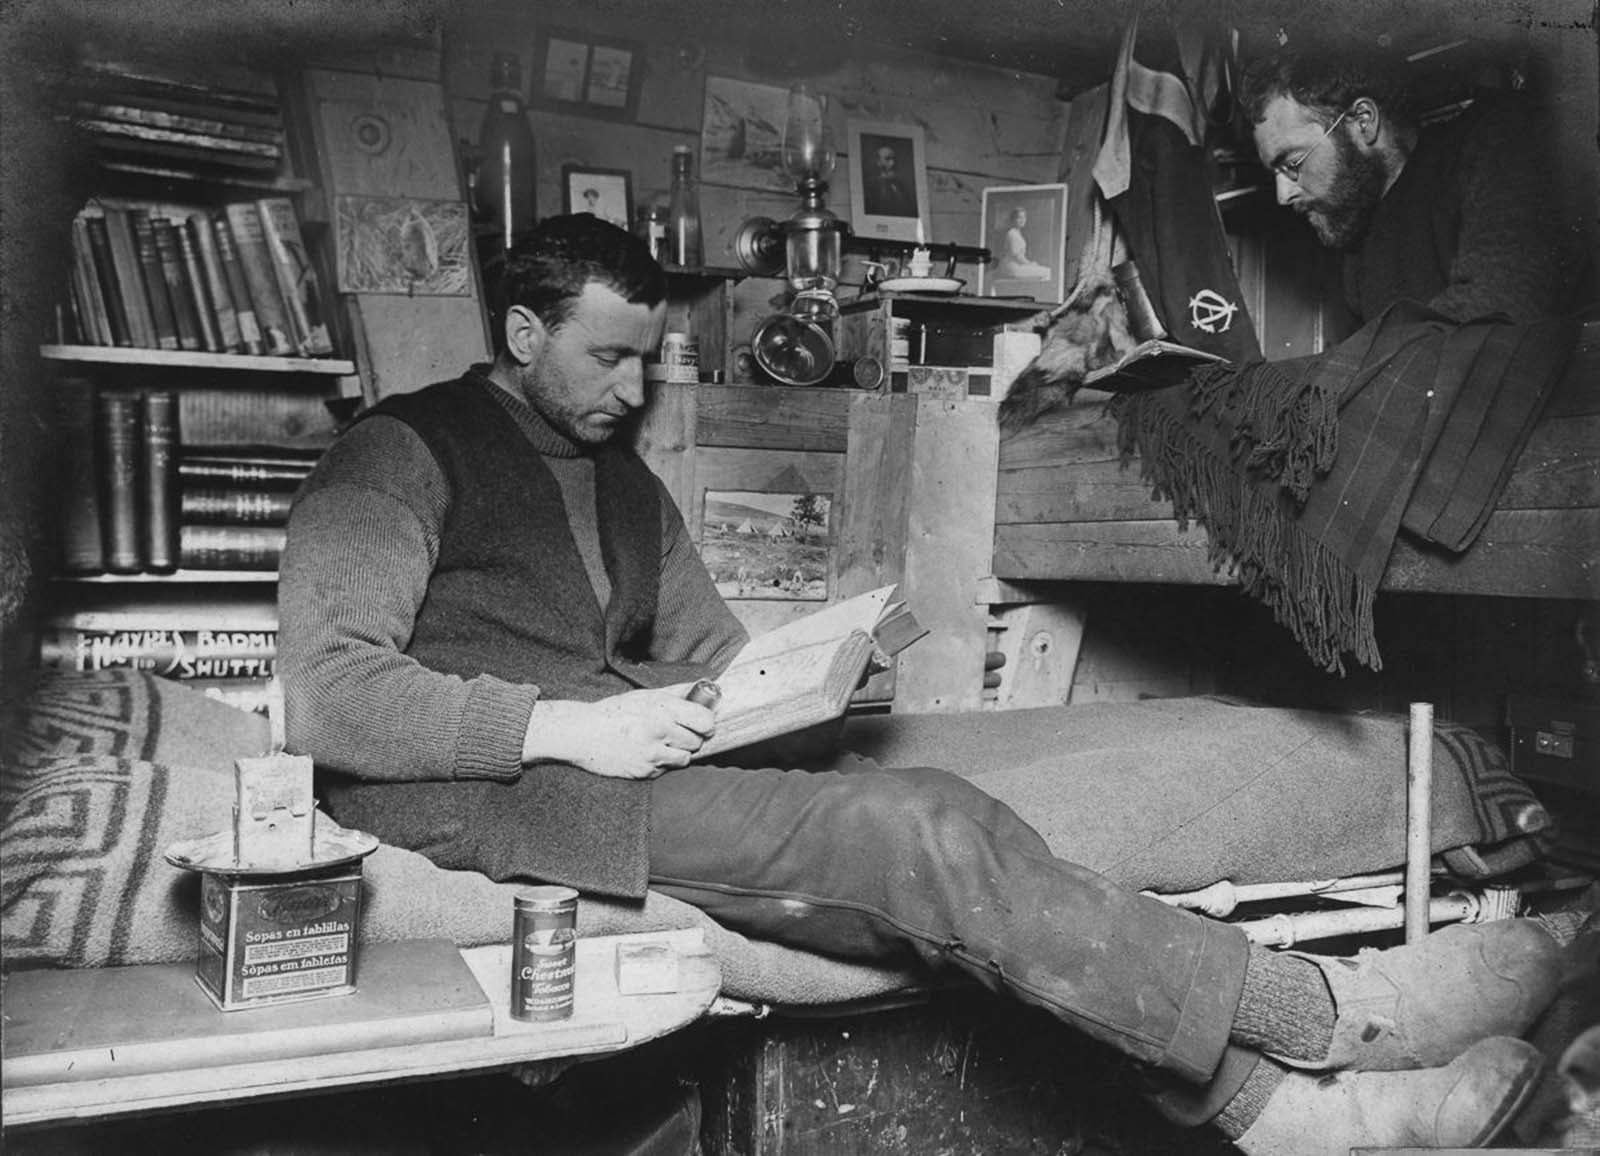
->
[[486, 214, 667, 353], [1239, 41, 1418, 134]]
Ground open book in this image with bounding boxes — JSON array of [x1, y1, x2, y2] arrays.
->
[[680, 584, 925, 760], [1085, 338, 1228, 393]]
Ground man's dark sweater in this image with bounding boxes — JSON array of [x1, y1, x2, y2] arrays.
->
[[1345, 90, 1585, 323], [278, 369, 747, 894]]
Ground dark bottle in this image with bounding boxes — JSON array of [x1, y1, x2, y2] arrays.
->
[[474, 53, 537, 251], [667, 145, 702, 268]]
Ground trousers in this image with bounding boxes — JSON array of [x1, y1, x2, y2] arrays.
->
[[648, 753, 1253, 1100]]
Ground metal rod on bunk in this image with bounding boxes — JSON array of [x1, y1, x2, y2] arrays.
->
[[1405, 702, 1435, 943]]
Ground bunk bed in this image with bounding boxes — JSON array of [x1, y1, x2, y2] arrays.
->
[[993, 321, 1599, 603]]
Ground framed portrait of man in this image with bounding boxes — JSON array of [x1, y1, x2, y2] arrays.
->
[[978, 183, 1068, 303], [846, 119, 929, 245], [561, 165, 634, 231]]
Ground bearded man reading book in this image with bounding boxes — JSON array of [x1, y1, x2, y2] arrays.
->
[[278, 214, 1560, 1155]]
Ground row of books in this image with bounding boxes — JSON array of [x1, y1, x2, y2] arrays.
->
[[66, 196, 333, 360], [62, 52, 288, 185], [59, 383, 323, 576]]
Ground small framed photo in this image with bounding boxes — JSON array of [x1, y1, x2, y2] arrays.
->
[[845, 119, 929, 245], [978, 183, 1069, 303], [561, 165, 634, 231], [532, 27, 643, 122]]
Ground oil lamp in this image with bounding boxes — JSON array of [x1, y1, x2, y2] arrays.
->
[[734, 84, 845, 385]]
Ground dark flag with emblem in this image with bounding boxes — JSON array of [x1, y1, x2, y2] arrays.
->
[[1094, 15, 1260, 363]]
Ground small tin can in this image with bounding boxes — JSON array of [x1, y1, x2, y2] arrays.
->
[[661, 332, 699, 384], [511, 885, 578, 1021]]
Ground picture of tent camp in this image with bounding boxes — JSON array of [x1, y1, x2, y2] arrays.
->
[[700, 489, 832, 600]]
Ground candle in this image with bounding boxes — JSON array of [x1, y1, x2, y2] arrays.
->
[[915, 219, 925, 245]]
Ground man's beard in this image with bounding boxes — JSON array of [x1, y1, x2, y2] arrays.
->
[[1300, 133, 1389, 249]]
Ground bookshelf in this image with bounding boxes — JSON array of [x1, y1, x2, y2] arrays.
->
[[40, 52, 355, 716], [42, 345, 355, 375]]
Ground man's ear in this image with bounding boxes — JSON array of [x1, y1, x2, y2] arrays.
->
[[1350, 97, 1383, 146], [503, 304, 546, 366]]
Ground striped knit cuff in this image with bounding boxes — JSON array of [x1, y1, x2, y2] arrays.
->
[[452, 676, 540, 783]]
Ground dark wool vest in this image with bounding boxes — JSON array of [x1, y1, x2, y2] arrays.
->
[[322, 373, 673, 897]]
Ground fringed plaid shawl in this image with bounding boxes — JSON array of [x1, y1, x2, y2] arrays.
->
[[1112, 302, 1579, 673]]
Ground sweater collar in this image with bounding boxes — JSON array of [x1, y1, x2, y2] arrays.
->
[[468, 364, 584, 459]]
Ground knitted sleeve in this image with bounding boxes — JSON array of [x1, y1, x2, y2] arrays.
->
[[279, 416, 535, 784], [1429, 96, 1580, 322]]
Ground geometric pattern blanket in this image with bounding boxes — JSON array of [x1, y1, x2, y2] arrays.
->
[[2, 672, 1554, 1008]]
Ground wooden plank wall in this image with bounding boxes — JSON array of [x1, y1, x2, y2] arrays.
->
[[442, 2, 1070, 357]]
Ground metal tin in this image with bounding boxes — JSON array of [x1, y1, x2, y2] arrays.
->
[[511, 885, 578, 1021], [661, 332, 699, 384]]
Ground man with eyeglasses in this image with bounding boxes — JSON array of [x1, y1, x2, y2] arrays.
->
[[1239, 40, 1587, 324]]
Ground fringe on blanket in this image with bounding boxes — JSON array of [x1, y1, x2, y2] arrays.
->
[[1112, 361, 1380, 675]]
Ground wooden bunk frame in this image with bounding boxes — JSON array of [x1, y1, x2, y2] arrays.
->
[[993, 321, 1599, 602]]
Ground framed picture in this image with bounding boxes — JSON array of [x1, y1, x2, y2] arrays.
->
[[532, 27, 643, 122], [701, 490, 834, 602], [845, 119, 929, 244], [978, 183, 1069, 303], [561, 165, 633, 231]]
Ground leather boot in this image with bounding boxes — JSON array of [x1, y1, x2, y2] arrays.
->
[[1235, 1036, 1542, 1156], [1273, 919, 1563, 1071]]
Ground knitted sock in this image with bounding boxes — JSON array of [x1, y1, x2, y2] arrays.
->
[[1229, 946, 1336, 1061], [1213, 1055, 1288, 1139]]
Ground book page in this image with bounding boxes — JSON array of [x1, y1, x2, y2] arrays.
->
[[730, 584, 897, 666], [695, 630, 875, 759], [1085, 339, 1229, 391]]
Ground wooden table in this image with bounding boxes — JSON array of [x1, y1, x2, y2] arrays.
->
[[2, 929, 720, 1130]]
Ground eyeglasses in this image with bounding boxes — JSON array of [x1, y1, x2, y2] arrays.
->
[[1271, 107, 1352, 182]]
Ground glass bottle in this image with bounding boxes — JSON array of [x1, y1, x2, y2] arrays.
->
[[474, 52, 537, 251], [667, 145, 702, 268], [635, 203, 669, 263]]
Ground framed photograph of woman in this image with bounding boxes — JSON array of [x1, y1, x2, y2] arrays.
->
[[561, 165, 634, 231], [845, 119, 929, 244], [978, 183, 1068, 303]]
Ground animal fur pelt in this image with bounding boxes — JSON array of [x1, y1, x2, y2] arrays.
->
[[997, 274, 1138, 435]]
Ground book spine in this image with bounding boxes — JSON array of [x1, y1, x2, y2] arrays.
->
[[178, 524, 287, 570], [101, 207, 158, 348], [131, 208, 180, 350], [83, 214, 133, 346], [94, 390, 143, 573], [139, 390, 180, 572], [77, 117, 283, 159], [256, 196, 333, 356], [210, 214, 265, 355], [177, 387, 338, 450], [152, 218, 202, 351], [189, 214, 242, 352], [37, 627, 277, 678], [178, 459, 314, 488], [223, 201, 295, 356], [73, 100, 286, 144], [69, 217, 113, 345], [173, 217, 222, 352], [181, 487, 293, 525], [54, 377, 105, 573]]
